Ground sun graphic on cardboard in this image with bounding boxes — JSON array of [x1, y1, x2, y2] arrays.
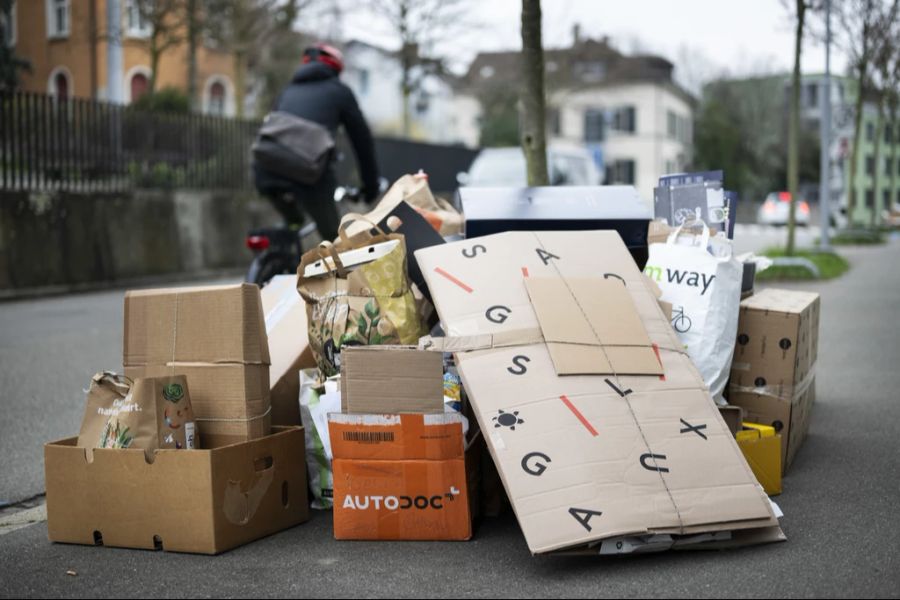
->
[[493, 409, 524, 431]]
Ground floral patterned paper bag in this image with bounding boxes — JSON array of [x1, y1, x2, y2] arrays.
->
[[296, 223, 426, 379], [77, 372, 197, 459]]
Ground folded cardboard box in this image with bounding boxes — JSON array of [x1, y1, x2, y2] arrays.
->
[[340, 346, 444, 414], [261, 276, 316, 426], [729, 288, 820, 471], [329, 413, 472, 541], [416, 230, 781, 555], [124, 284, 272, 444], [45, 427, 309, 554], [736, 423, 782, 496]]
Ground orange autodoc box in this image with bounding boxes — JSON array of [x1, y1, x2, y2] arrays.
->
[[328, 412, 471, 541]]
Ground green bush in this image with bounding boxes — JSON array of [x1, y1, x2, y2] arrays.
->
[[757, 247, 850, 281], [132, 87, 191, 114]]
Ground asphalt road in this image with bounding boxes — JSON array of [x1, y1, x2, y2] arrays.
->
[[1, 237, 899, 598]]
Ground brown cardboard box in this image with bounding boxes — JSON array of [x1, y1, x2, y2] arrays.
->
[[729, 288, 820, 471], [718, 405, 744, 437], [260, 276, 316, 426], [124, 284, 272, 443], [124, 363, 271, 447], [329, 413, 471, 541], [416, 231, 780, 555], [340, 346, 444, 414], [45, 427, 309, 554]]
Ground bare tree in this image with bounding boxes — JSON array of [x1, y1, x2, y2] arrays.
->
[[520, 0, 548, 186], [784, 0, 816, 256], [369, 0, 473, 138], [838, 0, 899, 225], [870, 12, 900, 225], [132, 0, 189, 94], [203, 0, 282, 118]]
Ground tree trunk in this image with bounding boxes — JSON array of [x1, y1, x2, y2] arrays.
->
[[786, 0, 805, 256], [149, 40, 160, 94], [520, 0, 549, 186], [847, 17, 870, 227], [890, 107, 899, 211], [871, 101, 884, 227], [234, 49, 246, 118], [187, 0, 198, 112]]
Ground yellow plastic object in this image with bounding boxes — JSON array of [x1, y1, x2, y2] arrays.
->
[[737, 422, 782, 496], [736, 422, 776, 442]]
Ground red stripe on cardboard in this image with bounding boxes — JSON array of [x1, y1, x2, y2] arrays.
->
[[560, 395, 598, 437], [652, 344, 666, 381], [434, 267, 474, 293]]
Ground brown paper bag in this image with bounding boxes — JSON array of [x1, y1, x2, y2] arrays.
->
[[339, 174, 463, 238], [297, 219, 426, 379], [77, 373, 197, 456]]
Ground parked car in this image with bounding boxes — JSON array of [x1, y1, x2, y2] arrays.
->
[[456, 145, 603, 188], [757, 191, 811, 226]]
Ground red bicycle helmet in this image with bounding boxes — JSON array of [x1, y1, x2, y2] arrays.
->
[[303, 43, 344, 73]]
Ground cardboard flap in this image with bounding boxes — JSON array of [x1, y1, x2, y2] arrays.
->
[[525, 277, 663, 376]]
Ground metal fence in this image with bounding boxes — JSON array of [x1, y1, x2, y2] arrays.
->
[[1, 92, 259, 192], [1, 91, 479, 195]]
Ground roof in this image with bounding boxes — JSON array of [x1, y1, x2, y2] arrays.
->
[[460, 38, 695, 105]]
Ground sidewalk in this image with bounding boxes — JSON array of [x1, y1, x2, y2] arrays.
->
[[1, 240, 898, 598]]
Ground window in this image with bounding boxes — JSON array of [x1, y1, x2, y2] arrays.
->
[[203, 76, 232, 116], [208, 81, 225, 115], [1, 1, 15, 47], [358, 69, 369, 96], [887, 157, 893, 175], [885, 125, 893, 144], [46, 0, 69, 38], [583, 109, 604, 143], [883, 189, 891, 209], [865, 189, 874, 208], [130, 72, 149, 103], [665, 160, 676, 174], [48, 67, 71, 99], [611, 106, 636, 134], [806, 83, 818, 108], [547, 107, 561, 136], [125, 0, 152, 37], [667, 110, 677, 139], [865, 155, 874, 176], [575, 61, 606, 82], [866, 122, 875, 142], [605, 159, 636, 185]]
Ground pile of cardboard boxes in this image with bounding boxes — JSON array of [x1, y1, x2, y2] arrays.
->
[[45, 283, 310, 554], [42, 175, 823, 558]]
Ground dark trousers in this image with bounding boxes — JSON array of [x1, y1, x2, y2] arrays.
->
[[255, 167, 340, 242]]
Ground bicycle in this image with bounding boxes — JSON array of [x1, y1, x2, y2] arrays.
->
[[244, 185, 362, 287], [671, 305, 692, 333]]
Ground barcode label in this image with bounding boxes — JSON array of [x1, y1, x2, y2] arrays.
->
[[342, 431, 395, 444]]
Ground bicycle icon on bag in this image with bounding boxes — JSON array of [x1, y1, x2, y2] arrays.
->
[[671, 305, 692, 333]]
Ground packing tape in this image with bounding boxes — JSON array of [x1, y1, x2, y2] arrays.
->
[[194, 405, 273, 424], [418, 328, 545, 352], [264, 287, 303, 334], [729, 363, 817, 402]]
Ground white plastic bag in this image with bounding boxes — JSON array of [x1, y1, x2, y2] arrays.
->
[[299, 369, 339, 509], [645, 222, 742, 401]]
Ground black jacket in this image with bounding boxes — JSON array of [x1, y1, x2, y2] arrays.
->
[[259, 62, 379, 196]]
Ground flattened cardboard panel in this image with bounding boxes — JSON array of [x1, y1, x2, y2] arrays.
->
[[526, 277, 661, 376], [418, 231, 777, 554], [341, 346, 444, 414], [546, 343, 613, 375]]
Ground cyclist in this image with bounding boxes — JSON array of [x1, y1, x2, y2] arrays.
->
[[253, 43, 380, 241]]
